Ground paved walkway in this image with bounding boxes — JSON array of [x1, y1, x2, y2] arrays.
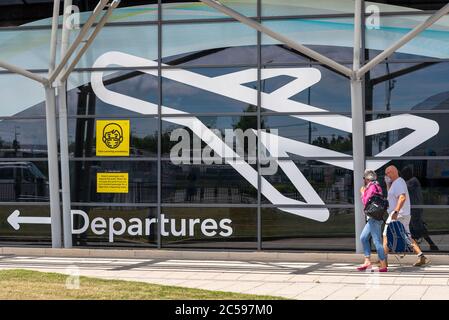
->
[[1, 254, 449, 300]]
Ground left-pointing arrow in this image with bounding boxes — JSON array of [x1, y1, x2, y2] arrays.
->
[[7, 210, 51, 231]]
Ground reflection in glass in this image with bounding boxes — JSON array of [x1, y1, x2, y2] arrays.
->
[[162, 22, 257, 65], [262, 208, 355, 251], [0, 119, 47, 158], [368, 62, 449, 112], [261, 65, 351, 113], [0, 162, 49, 202], [366, 114, 449, 157], [162, 162, 258, 204], [162, 68, 257, 113], [71, 161, 157, 204], [371, 160, 449, 206], [68, 71, 159, 117], [263, 116, 353, 155], [262, 161, 354, 205]]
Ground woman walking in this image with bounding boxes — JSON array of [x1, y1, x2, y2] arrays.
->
[[357, 170, 388, 272]]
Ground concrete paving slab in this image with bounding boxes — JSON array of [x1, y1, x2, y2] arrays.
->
[[389, 286, 430, 300], [357, 285, 401, 300], [294, 284, 345, 300], [325, 285, 369, 300]]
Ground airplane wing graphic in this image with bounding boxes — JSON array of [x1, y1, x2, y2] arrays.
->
[[91, 51, 439, 223]]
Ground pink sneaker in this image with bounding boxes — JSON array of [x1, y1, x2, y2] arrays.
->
[[357, 264, 372, 271], [371, 267, 388, 273]]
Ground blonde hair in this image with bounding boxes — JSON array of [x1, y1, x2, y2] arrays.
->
[[364, 169, 377, 181]]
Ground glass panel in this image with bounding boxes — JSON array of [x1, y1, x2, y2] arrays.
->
[[366, 113, 449, 157], [0, 161, 49, 202], [68, 71, 159, 117], [0, 73, 47, 118], [0, 119, 47, 158], [71, 206, 158, 247], [68, 117, 158, 158], [261, 18, 355, 63], [262, 116, 353, 155], [366, 15, 449, 61], [71, 25, 158, 69], [162, 22, 257, 65], [369, 160, 449, 206], [261, 66, 351, 113], [161, 207, 257, 249], [162, 161, 258, 204], [70, 161, 157, 203], [408, 209, 449, 252], [0, 205, 51, 244], [261, 160, 354, 205], [162, 69, 257, 113], [368, 62, 449, 112], [162, 0, 256, 21], [262, 45, 354, 65], [262, 0, 356, 17], [262, 208, 355, 250], [0, 28, 51, 69], [162, 115, 258, 157]]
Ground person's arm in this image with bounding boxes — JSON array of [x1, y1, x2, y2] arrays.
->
[[392, 193, 406, 220]]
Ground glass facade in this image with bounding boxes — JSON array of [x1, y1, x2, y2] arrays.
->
[[0, 0, 448, 252]]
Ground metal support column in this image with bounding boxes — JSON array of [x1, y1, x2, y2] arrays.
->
[[44, 85, 63, 248], [59, 0, 73, 248], [46, 0, 63, 248], [352, 0, 365, 254]]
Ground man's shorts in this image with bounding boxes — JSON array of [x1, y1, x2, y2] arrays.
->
[[383, 214, 411, 237]]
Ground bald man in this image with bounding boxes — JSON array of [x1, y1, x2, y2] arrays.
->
[[383, 165, 430, 267]]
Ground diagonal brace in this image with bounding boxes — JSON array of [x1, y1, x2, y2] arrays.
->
[[357, 3, 449, 79], [199, 0, 354, 78], [48, 0, 115, 84], [59, 0, 120, 82]]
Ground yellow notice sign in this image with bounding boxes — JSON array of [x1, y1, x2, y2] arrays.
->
[[96, 120, 130, 156], [97, 173, 129, 193]]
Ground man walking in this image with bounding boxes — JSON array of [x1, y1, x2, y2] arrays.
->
[[382, 165, 430, 267]]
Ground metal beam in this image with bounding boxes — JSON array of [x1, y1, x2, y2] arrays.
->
[[357, 3, 449, 79], [351, 0, 365, 255], [0, 61, 48, 84], [48, 0, 110, 84], [44, 84, 62, 248], [44, 0, 63, 248], [59, 0, 73, 249], [48, 0, 61, 74], [199, 0, 354, 78], [59, 0, 120, 82]]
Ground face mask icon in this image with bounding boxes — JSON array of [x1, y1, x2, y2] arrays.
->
[[102, 123, 124, 149]]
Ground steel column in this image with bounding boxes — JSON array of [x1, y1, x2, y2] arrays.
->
[[59, 0, 74, 248], [351, 0, 365, 254]]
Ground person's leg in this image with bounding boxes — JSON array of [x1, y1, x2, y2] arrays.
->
[[424, 236, 439, 251], [370, 220, 387, 269], [400, 215, 422, 254], [359, 221, 373, 268], [382, 223, 389, 266], [399, 215, 430, 266]]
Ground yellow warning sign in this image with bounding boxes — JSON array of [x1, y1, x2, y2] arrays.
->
[[96, 120, 130, 156], [97, 173, 129, 193]]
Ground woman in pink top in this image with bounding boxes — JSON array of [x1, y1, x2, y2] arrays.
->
[[357, 170, 388, 272]]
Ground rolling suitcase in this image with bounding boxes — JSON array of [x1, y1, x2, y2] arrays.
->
[[386, 220, 413, 262]]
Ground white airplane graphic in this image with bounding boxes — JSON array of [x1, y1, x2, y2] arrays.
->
[[91, 51, 439, 222]]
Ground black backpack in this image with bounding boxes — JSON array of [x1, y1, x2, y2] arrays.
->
[[364, 194, 389, 221]]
